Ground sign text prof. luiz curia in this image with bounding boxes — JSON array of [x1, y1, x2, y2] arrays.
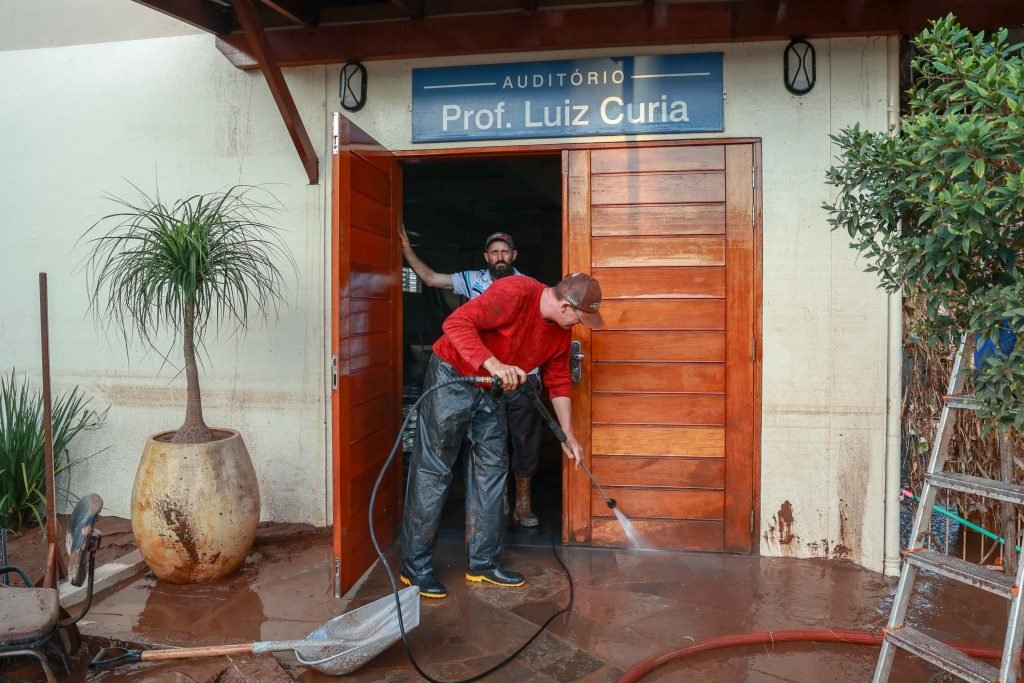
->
[[412, 53, 724, 143]]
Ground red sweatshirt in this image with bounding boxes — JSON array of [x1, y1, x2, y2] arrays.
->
[[433, 276, 572, 399]]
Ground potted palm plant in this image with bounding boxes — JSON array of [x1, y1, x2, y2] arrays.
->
[[83, 186, 291, 584]]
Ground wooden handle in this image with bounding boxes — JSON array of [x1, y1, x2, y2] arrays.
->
[[140, 643, 256, 661]]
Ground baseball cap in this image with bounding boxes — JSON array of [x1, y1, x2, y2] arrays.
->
[[555, 273, 604, 329], [484, 232, 515, 251]]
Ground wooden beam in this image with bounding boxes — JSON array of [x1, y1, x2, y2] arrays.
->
[[218, 2, 730, 68], [260, 0, 318, 26], [230, 0, 319, 184], [131, 0, 233, 34], [389, 0, 425, 19], [215, 0, 1024, 69], [519, 0, 539, 11]]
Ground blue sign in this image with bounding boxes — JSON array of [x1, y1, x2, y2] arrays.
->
[[412, 53, 724, 143]]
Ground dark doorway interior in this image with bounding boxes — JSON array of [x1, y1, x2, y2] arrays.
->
[[400, 155, 564, 547]]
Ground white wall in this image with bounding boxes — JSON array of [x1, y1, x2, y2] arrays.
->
[[0, 31, 331, 524], [0, 5, 894, 571], [334, 38, 893, 570], [0, 0, 201, 51]]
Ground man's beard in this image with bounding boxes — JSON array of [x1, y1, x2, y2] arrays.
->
[[489, 262, 513, 280]]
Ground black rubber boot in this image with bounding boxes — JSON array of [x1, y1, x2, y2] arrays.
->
[[465, 565, 526, 588], [400, 571, 448, 599]]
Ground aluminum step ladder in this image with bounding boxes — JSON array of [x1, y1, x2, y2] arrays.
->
[[874, 336, 1024, 683]]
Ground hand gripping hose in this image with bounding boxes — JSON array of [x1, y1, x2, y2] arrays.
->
[[368, 375, 575, 683]]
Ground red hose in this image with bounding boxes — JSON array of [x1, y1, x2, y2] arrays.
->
[[616, 629, 1020, 683]]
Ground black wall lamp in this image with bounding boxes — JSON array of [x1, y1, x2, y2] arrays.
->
[[339, 61, 368, 112], [783, 39, 816, 95]]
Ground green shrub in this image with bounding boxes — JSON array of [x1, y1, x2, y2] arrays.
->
[[0, 370, 105, 531], [825, 15, 1024, 432]]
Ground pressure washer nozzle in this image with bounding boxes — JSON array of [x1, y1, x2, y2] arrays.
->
[[606, 498, 617, 509]]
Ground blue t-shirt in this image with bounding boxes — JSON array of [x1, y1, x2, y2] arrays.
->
[[451, 268, 522, 300]]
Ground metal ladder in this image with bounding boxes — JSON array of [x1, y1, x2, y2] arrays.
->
[[874, 336, 1024, 683]]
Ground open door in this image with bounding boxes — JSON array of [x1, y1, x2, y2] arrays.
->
[[564, 142, 760, 553], [331, 113, 403, 596]]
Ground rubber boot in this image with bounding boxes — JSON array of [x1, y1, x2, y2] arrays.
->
[[513, 476, 538, 528]]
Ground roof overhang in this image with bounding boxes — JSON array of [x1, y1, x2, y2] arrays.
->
[[127, 0, 1024, 184], [133, 0, 1024, 70]]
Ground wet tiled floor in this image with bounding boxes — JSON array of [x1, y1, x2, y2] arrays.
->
[[39, 532, 1010, 682]]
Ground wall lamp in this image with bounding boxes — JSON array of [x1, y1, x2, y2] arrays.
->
[[783, 39, 816, 95], [340, 61, 368, 112]]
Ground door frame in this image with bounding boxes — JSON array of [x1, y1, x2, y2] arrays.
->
[[384, 137, 763, 549]]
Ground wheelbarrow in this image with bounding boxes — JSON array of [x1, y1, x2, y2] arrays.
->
[[90, 584, 420, 676]]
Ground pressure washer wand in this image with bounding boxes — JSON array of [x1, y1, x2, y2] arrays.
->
[[576, 460, 617, 510], [513, 379, 617, 510]]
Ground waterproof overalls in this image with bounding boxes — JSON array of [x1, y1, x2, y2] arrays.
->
[[400, 355, 508, 577]]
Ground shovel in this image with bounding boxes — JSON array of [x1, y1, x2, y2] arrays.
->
[[90, 585, 420, 676]]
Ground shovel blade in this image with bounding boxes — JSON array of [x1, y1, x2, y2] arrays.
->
[[294, 585, 420, 676]]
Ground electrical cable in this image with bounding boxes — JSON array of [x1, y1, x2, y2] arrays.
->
[[615, 629, 1024, 683], [368, 375, 575, 683]]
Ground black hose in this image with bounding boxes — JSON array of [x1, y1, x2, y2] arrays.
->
[[368, 375, 575, 683]]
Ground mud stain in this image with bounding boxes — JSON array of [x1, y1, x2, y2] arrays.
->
[[778, 500, 795, 544], [832, 544, 852, 560], [158, 499, 200, 566]]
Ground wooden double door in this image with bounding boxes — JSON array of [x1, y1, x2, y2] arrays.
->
[[563, 143, 760, 555], [331, 117, 760, 594]]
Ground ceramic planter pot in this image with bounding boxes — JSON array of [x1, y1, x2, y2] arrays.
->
[[131, 429, 259, 584]]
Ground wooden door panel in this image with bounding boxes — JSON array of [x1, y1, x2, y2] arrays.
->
[[591, 425, 725, 457], [591, 204, 726, 236], [350, 394, 390, 442], [592, 331, 725, 362], [567, 142, 758, 554], [350, 192, 390, 236], [592, 363, 725, 394], [348, 427, 400, 482], [350, 459, 395, 516], [350, 264, 393, 299], [346, 332, 391, 372], [346, 300, 392, 335], [592, 236, 725, 267], [332, 115, 402, 596], [591, 145, 725, 174], [723, 144, 757, 553], [594, 267, 725, 298], [592, 394, 725, 426], [591, 172, 725, 205], [351, 228, 392, 269], [351, 154, 391, 204], [591, 456, 725, 488], [349, 365, 392, 404], [599, 300, 725, 330], [592, 519, 724, 551], [593, 488, 723, 519]]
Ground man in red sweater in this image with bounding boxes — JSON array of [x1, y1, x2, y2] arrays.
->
[[400, 273, 604, 598]]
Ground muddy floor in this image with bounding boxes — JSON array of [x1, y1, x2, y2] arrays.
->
[[1, 529, 1010, 682], [3, 514, 137, 586]]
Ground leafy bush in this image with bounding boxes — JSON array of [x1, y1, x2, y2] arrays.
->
[[825, 15, 1024, 432], [0, 370, 104, 531]]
